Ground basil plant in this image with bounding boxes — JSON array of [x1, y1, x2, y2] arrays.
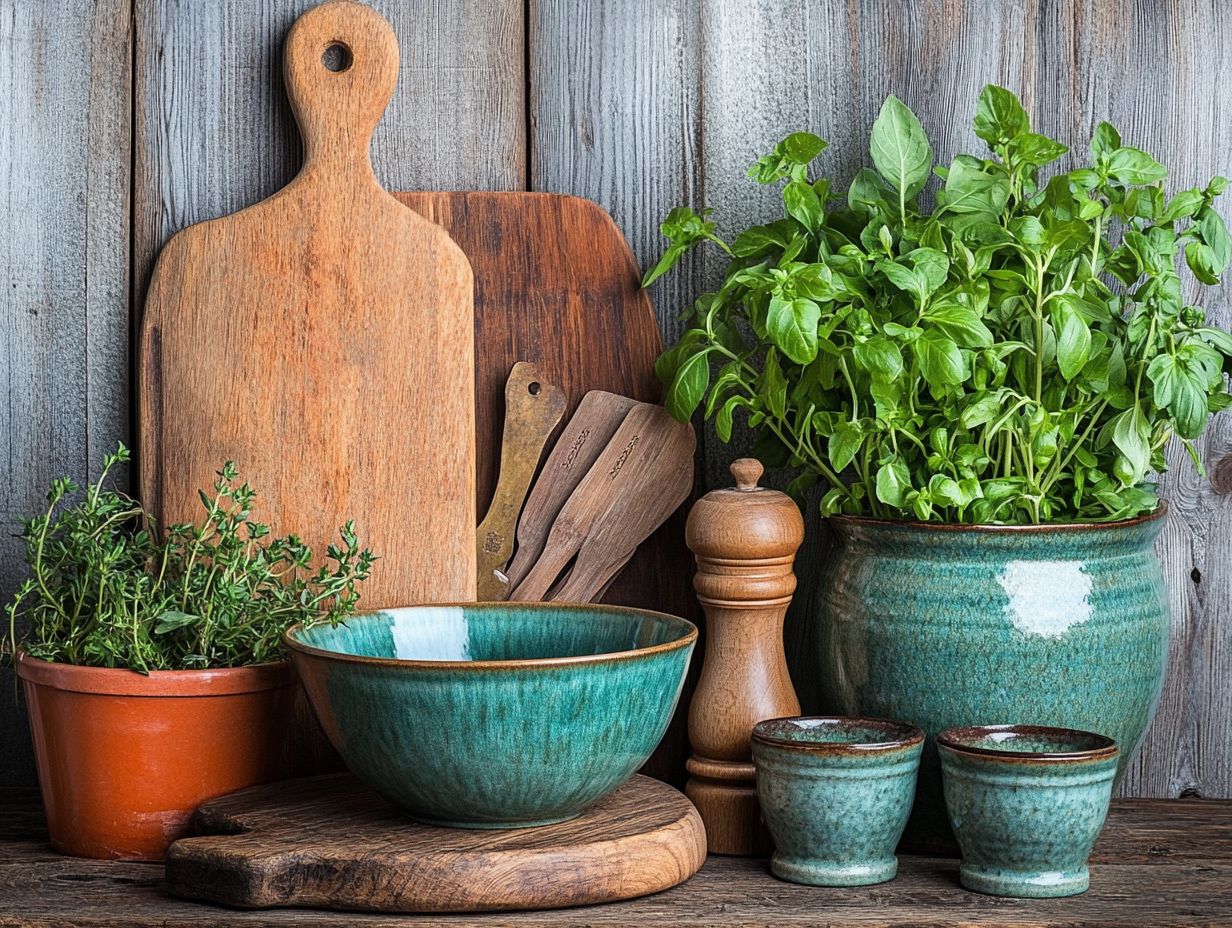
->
[[647, 85, 1232, 524]]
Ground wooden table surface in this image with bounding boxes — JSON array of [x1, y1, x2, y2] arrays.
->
[[1, 790, 1229, 927]]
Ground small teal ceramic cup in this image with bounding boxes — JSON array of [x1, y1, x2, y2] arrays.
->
[[938, 724, 1119, 898], [286, 603, 696, 828], [751, 716, 924, 886]]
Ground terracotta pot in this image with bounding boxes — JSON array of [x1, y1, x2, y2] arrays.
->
[[17, 652, 296, 860]]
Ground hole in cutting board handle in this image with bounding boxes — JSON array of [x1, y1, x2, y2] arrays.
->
[[322, 42, 353, 73], [528, 382, 542, 396]]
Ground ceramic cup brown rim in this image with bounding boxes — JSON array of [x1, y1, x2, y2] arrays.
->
[[284, 601, 698, 671], [936, 724, 1119, 763], [752, 715, 925, 755], [827, 500, 1168, 534]]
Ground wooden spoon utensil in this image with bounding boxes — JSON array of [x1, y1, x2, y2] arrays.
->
[[509, 404, 695, 603], [548, 422, 695, 603], [475, 362, 565, 601], [502, 391, 637, 591]]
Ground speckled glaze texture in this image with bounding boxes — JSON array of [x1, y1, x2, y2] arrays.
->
[[938, 724, 1118, 897], [286, 603, 695, 828], [751, 716, 923, 886], [812, 507, 1168, 849]]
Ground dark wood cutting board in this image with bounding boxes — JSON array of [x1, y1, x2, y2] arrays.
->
[[395, 192, 695, 609], [165, 774, 706, 913]]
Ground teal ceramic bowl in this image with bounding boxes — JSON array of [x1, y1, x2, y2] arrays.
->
[[751, 716, 924, 886], [286, 603, 696, 828], [938, 724, 1119, 898]]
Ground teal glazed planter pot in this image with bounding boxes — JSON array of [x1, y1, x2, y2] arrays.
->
[[813, 505, 1169, 849], [938, 724, 1119, 897], [286, 603, 696, 828], [751, 716, 923, 886]]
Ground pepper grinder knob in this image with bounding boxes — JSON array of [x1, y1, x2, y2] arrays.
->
[[731, 457, 763, 490], [684, 457, 805, 856]]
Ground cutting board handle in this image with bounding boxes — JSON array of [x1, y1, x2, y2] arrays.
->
[[283, 1, 399, 179]]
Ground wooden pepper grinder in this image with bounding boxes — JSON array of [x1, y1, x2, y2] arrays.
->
[[684, 458, 805, 856]]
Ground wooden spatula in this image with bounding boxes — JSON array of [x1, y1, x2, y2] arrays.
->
[[476, 363, 565, 600], [139, 1, 476, 607], [509, 405, 695, 603], [549, 424, 695, 602], [502, 391, 637, 591]]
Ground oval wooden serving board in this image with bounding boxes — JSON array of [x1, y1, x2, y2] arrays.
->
[[165, 774, 706, 913]]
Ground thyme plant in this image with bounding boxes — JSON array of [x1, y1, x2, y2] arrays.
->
[[6, 444, 375, 671]]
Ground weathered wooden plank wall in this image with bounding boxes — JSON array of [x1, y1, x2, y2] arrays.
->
[[2, 0, 1229, 798], [0, 0, 131, 785]]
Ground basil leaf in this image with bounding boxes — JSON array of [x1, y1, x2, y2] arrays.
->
[[767, 296, 821, 364], [924, 301, 994, 348], [1108, 147, 1168, 185], [1090, 122, 1121, 162], [1056, 304, 1093, 381], [939, 158, 1011, 220], [1110, 408, 1150, 485], [1199, 206, 1231, 271], [853, 335, 904, 381], [870, 95, 933, 196], [916, 331, 965, 385], [783, 180, 823, 232], [762, 350, 788, 419], [875, 456, 911, 507], [828, 421, 863, 472], [1186, 241, 1222, 285], [783, 131, 827, 164], [665, 348, 711, 421], [973, 85, 1029, 146]]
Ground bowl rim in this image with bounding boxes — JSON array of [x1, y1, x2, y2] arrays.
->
[[936, 724, 1119, 763], [751, 715, 925, 754], [283, 601, 698, 670]]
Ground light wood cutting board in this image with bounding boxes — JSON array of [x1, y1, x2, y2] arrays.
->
[[139, 1, 476, 608]]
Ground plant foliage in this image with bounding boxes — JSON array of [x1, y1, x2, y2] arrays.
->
[[5, 444, 376, 671], [647, 86, 1232, 523]]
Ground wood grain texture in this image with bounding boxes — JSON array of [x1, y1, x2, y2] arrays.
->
[[163, 774, 706, 913], [504, 391, 638, 589], [475, 362, 565, 600], [139, 2, 476, 609], [0, 0, 131, 786], [392, 192, 699, 782], [510, 403, 695, 603], [3, 790, 1231, 926], [684, 459, 804, 856], [5, 0, 1232, 800], [133, 0, 523, 293]]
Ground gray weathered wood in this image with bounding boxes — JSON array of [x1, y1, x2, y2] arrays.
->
[[529, 0, 702, 350], [2, 0, 1231, 799], [133, 0, 524, 292], [0, 0, 131, 787], [532, 0, 1232, 798]]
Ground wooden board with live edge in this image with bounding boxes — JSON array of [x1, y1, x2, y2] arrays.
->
[[164, 773, 706, 914]]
